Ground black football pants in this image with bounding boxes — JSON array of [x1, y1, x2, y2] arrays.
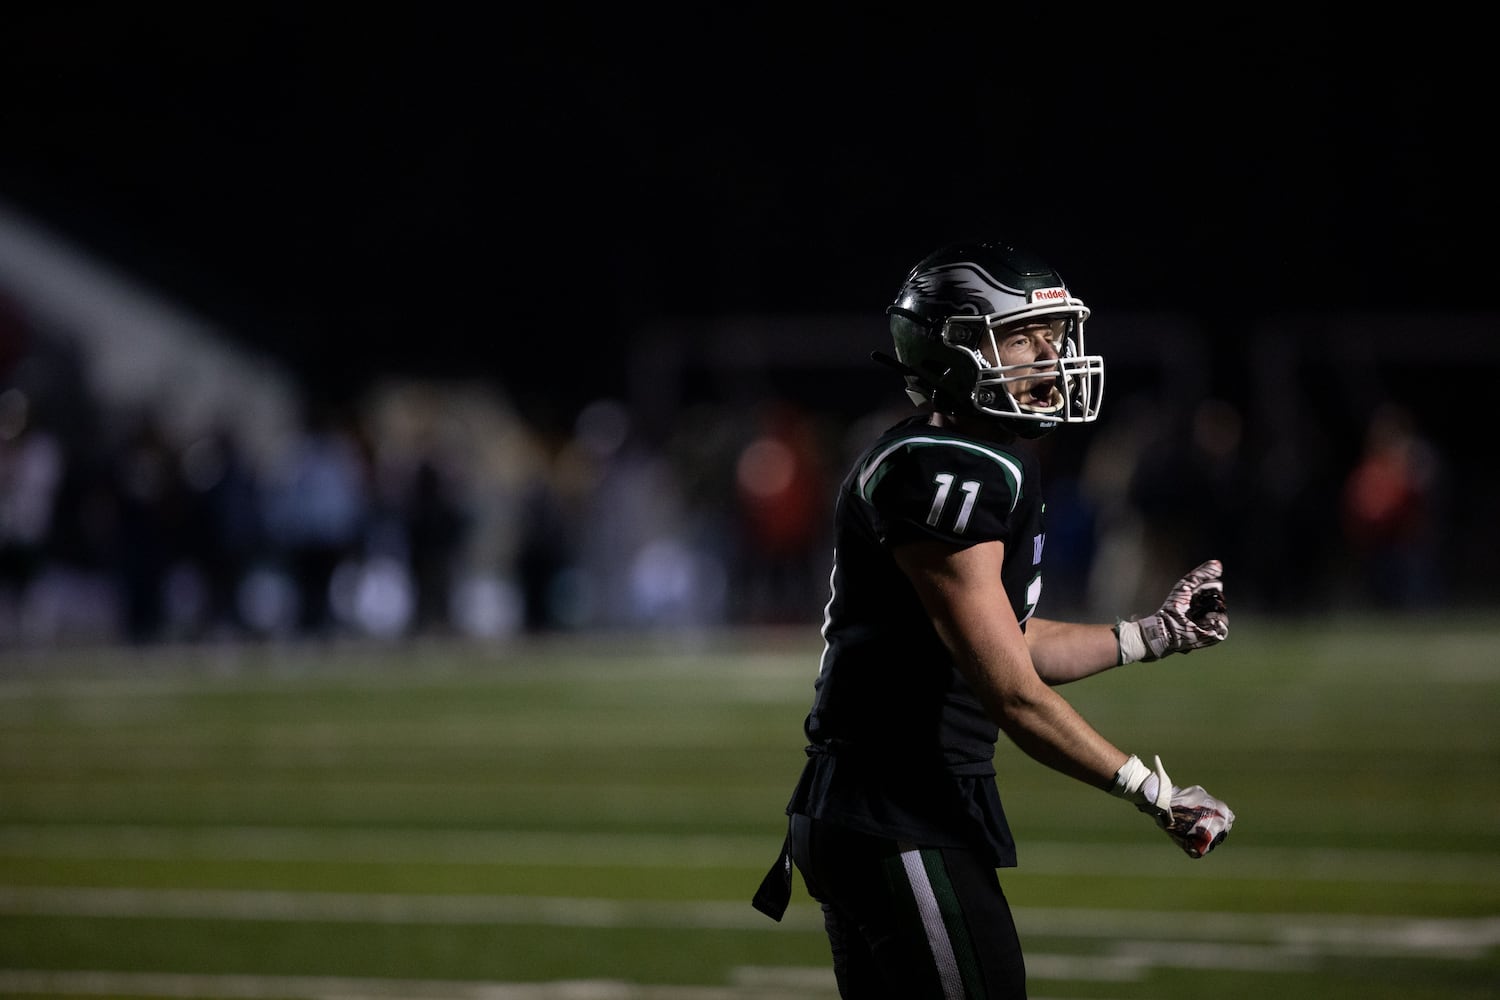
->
[[789, 813, 1027, 999]]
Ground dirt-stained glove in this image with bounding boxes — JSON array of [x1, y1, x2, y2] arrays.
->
[[1115, 559, 1229, 664], [1110, 753, 1235, 858]]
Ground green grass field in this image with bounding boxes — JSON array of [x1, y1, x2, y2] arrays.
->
[[1, 616, 1497, 999]]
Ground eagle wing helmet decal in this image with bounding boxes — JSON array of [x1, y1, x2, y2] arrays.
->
[[905, 262, 1023, 317]]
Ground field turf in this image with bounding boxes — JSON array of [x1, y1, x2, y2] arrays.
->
[[1, 615, 1497, 998]]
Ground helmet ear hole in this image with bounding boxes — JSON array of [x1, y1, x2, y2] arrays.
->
[[938, 318, 984, 351]]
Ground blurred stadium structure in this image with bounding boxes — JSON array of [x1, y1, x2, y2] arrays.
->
[[1, 199, 1495, 648], [0, 200, 299, 470]]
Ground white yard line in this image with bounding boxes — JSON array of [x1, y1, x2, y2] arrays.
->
[[1, 825, 1495, 885], [0, 826, 772, 868], [0, 886, 822, 930], [0, 969, 838, 999], [0, 889, 1493, 998], [1, 885, 1497, 961]]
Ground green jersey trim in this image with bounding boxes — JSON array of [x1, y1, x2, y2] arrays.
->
[[856, 435, 1024, 514]]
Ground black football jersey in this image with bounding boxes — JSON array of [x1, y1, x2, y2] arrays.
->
[[785, 414, 1046, 864]]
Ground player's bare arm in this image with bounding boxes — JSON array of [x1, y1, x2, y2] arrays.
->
[[895, 535, 1235, 858], [892, 536, 1127, 790], [1023, 617, 1121, 684], [1028, 559, 1233, 684]]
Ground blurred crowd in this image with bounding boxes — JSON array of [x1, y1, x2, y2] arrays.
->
[[0, 306, 1471, 650]]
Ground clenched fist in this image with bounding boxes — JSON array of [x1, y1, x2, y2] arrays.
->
[[1117, 559, 1229, 664]]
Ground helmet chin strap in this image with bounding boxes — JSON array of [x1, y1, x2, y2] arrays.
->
[[870, 350, 918, 378]]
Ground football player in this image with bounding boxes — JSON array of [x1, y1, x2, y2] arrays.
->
[[753, 239, 1235, 998]]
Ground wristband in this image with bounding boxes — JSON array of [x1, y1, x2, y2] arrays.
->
[[1110, 753, 1166, 814], [1110, 753, 1152, 797], [1115, 619, 1148, 665]]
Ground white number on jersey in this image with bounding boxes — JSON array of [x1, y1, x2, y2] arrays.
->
[[927, 473, 981, 534]]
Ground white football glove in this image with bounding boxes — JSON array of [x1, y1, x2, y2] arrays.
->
[[1116, 559, 1229, 664], [1110, 754, 1234, 859]]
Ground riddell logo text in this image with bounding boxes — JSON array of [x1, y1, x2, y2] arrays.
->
[[1032, 288, 1068, 302]]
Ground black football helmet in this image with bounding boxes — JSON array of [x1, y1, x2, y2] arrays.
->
[[885, 240, 1104, 437]]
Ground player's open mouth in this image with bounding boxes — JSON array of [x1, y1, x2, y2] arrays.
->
[[1027, 382, 1063, 411]]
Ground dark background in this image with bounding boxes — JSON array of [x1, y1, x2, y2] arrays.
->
[[0, 6, 1496, 643], [2, 8, 1492, 418]]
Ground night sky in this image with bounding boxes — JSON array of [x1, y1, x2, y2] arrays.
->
[[1, 8, 1492, 413]]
